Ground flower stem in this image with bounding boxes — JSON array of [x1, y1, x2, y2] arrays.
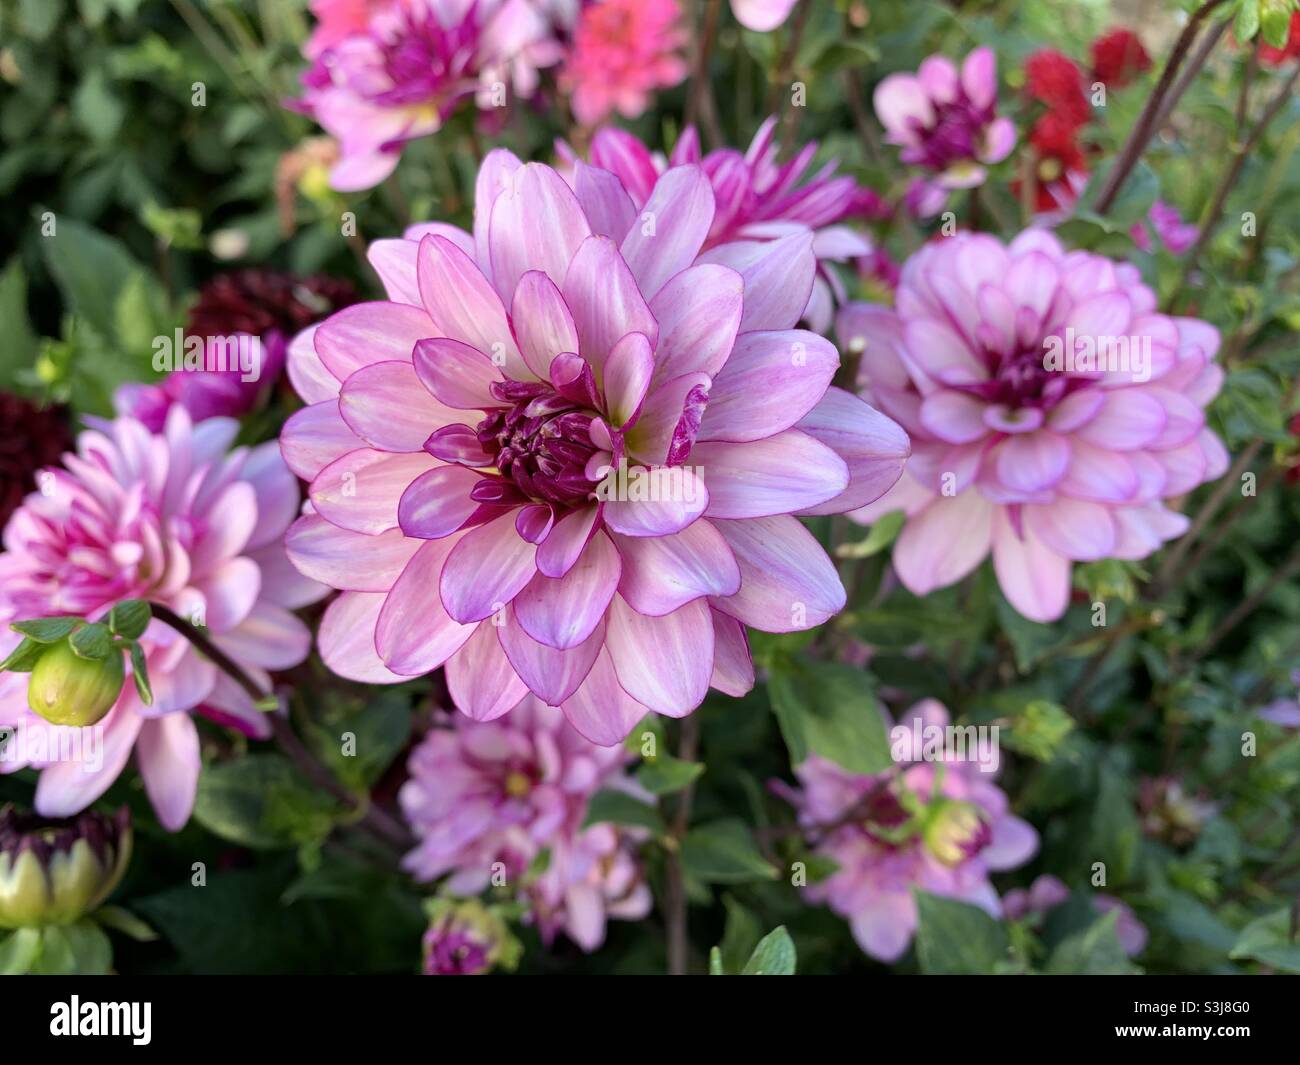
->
[[686, 0, 725, 148], [1185, 540, 1300, 665], [664, 714, 700, 975]]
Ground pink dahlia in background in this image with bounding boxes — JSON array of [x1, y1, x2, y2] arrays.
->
[[292, 0, 565, 190], [840, 229, 1228, 622], [775, 699, 1037, 963], [874, 47, 1016, 209], [280, 149, 909, 743], [729, 0, 797, 33], [559, 0, 688, 126], [401, 698, 651, 951], [0, 409, 324, 829], [561, 118, 889, 330], [1003, 874, 1148, 957], [1130, 200, 1198, 257], [116, 269, 357, 432]]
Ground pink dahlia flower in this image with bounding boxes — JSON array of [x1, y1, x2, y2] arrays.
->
[[293, 0, 565, 190], [400, 697, 651, 951], [841, 229, 1228, 622], [1003, 873, 1148, 957], [559, 0, 688, 127], [561, 118, 889, 331], [874, 48, 1016, 193], [729, 0, 797, 33], [0, 409, 325, 829], [280, 150, 909, 743], [1130, 200, 1198, 257], [776, 699, 1037, 963]]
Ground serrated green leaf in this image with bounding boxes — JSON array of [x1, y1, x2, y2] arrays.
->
[[741, 926, 796, 975], [769, 658, 893, 775]]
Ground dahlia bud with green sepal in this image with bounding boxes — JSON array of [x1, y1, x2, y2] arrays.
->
[[923, 800, 992, 867], [421, 898, 521, 976], [26, 638, 125, 727]]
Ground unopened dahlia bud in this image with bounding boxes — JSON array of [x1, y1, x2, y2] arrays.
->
[[26, 639, 125, 727], [923, 800, 992, 866], [0, 805, 132, 928], [421, 899, 519, 976]]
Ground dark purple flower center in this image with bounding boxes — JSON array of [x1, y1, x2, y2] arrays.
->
[[424, 927, 491, 975], [902, 94, 995, 171], [475, 382, 600, 508]]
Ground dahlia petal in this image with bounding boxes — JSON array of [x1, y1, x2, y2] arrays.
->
[[416, 234, 529, 379], [314, 301, 434, 381], [560, 647, 650, 746], [1004, 252, 1060, 333], [711, 515, 844, 631], [367, 238, 421, 307], [892, 490, 994, 595], [412, 337, 504, 409], [318, 592, 408, 683], [137, 713, 201, 832], [474, 148, 523, 278], [991, 508, 1071, 622], [961, 46, 998, 109], [398, 465, 482, 539], [488, 162, 592, 302], [795, 388, 911, 515], [1154, 438, 1208, 495], [287, 325, 339, 403], [339, 359, 462, 452], [1046, 388, 1103, 433], [285, 513, 420, 591], [310, 448, 439, 534], [34, 705, 141, 818], [994, 431, 1071, 494], [873, 74, 934, 142], [536, 503, 600, 577], [445, 622, 528, 722], [1074, 388, 1168, 449], [514, 530, 620, 648], [623, 372, 711, 466], [612, 519, 740, 616], [589, 128, 658, 204], [1023, 498, 1118, 561], [849, 892, 916, 964], [249, 541, 330, 609], [620, 165, 715, 299], [510, 270, 580, 379], [730, 0, 798, 32], [601, 466, 710, 536], [196, 556, 262, 632], [573, 162, 638, 241], [603, 331, 655, 428], [648, 264, 744, 385], [139, 646, 217, 715], [188, 481, 257, 571], [698, 230, 816, 332], [697, 330, 838, 443], [498, 609, 605, 705], [983, 815, 1039, 870], [1142, 386, 1205, 450], [917, 55, 959, 103], [918, 391, 990, 444], [213, 603, 312, 670], [980, 117, 1017, 164], [241, 441, 301, 551], [604, 597, 713, 718], [280, 400, 362, 481], [439, 510, 538, 623], [902, 320, 987, 384], [1063, 291, 1133, 343], [708, 609, 754, 697], [695, 431, 848, 518], [377, 534, 478, 674], [562, 235, 658, 378], [1058, 439, 1139, 503]]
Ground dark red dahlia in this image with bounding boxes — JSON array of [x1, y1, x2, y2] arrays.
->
[[0, 393, 73, 530], [1260, 12, 1300, 65], [1091, 28, 1152, 87], [187, 268, 359, 342], [1024, 48, 1091, 127], [1019, 112, 1089, 211]]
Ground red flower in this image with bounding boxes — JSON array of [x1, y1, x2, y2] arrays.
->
[[1260, 12, 1300, 65], [1024, 49, 1091, 127], [1091, 28, 1152, 87], [0, 393, 73, 530], [1021, 113, 1088, 211]]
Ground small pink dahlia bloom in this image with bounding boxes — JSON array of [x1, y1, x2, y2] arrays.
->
[[559, 0, 688, 127], [280, 150, 908, 743], [841, 229, 1229, 622], [729, 0, 797, 32], [0, 409, 325, 829], [293, 0, 565, 190], [400, 697, 651, 951], [562, 118, 889, 331], [874, 48, 1016, 192], [1003, 874, 1148, 957], [776, 699, 1037, 963], [1130, 200, 1198, 257]]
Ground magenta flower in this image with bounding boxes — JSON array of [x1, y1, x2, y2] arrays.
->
[[563, 118, 888, 331], [874, 48, 1016, 192], [400, 697, 652, 951], [776, 699, 1037, 963], [1003, 874, 1148, 957], [841, 229, 1228, 622], [281, 150, 908, 742], [1131, 200, 1198, 256], [559, 0, 688, 127], [0, 409, 324, 829], [293, 0, 564, 190]]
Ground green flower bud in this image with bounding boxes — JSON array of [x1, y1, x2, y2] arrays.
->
[[0, 805, 132, 929], [26, 639, 125, 727], [923, 800, 992, 867]]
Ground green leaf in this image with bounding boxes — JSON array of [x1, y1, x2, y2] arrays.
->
[[680, 819, 777, 884], [717, 893, 762, 974], [582, 789, 664, 833], [95, 905, 159, 943], [302, 691, 412, 791], [72, 69, 125, 144], [636, 753, 704, 795], [29, 921, 113, 975], [193, 753, 343, 849], [0, 259, 39, 390], [837, 510, 904, 559], [0, 636, 46, 673], [769, 658, 893, 775], [1045, 911, 1141, 974], [708, 946, 725, 975], [107, 600, 151, 640], [1235, 0, 1261, 41], [1261, 1, 1293, 47], [129, 641, 153, 706], [12, 616, 82, 643], [1000, 698, 1075, 763], [40, 216, 146, 343], [1229, 908, 1300, 972], [741, 927, 796, 975], [69, 622, 112, 660], [914, 891, 1010, 974], [0, 927, 43, 975]]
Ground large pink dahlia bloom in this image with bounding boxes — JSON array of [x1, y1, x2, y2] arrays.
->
[[293, 0, 565, 190], [775, 699, 1037, 963], [280, 150, 909, 744], [841, 229, 1228, 622], [0, 409, 325, 829], [400, 697, 651, 951], [561, 119, 888, 331]]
